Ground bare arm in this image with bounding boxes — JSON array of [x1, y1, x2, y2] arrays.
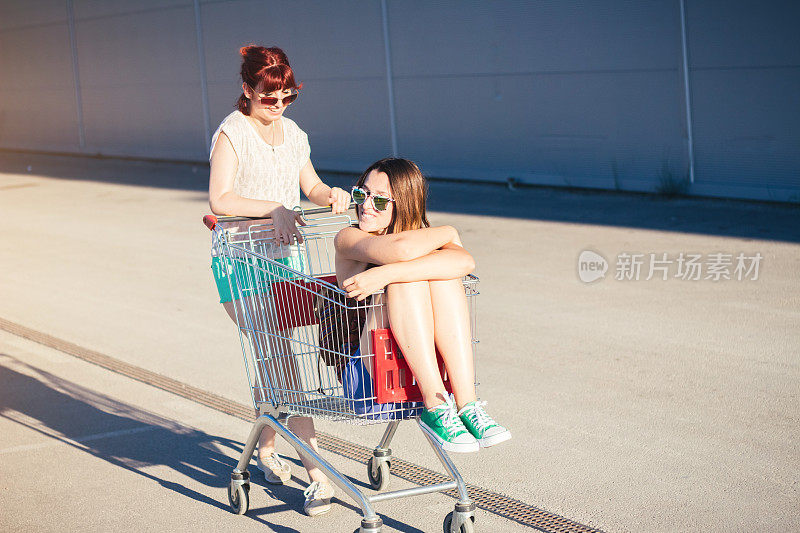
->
[[298, 159, 350, 213], [334, 225, 461, 265], [208, 132, 285, 216], [342, 243, 475, 301], [208, 131, 305, 242]]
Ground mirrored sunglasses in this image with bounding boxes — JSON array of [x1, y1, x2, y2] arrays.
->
[[351, 186, 394, 211]]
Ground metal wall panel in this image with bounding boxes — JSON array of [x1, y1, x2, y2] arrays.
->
[[389, 0, 679, 75], [74, 2, 206, 158], [73, 0, 191, 20], [199, 0, 391, 162], [392, 70, 684, 188], [0, 21, 79, 149], [291, 78, 393, 170], [0, 0, 68, 30], [388, 0, 685, 189], [686, 0, 800, 68], [690, 68, 800, 201], [0, 0, 797, 202], [686, 0, 800, 202]]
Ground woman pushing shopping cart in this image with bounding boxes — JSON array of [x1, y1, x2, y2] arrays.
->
[[208, 44, 350, 516], [205, 157, 510, 533]]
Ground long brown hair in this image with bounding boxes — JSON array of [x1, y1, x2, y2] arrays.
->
[[356, 158, 430, 234]]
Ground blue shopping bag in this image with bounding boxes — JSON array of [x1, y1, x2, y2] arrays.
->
[[342, 351, 421, 420]]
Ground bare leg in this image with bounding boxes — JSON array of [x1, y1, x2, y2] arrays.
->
[[385, 281, 448, 408], [224, 299, 281, 458], [356, 292, 390, 381], [429, 279, 477, 410], [223, 299, 328, 483], [287, 416, 328, 483]]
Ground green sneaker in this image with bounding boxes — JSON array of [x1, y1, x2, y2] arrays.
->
[[419, 395, 479, 453], [458, 400, 511, 448]]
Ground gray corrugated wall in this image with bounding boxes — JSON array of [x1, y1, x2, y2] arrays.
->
[[685, 1, 800, 202], [0, 1, 797, 202]]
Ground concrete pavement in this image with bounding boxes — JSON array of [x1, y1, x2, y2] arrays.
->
[[0, 153, 798, 532], [0, 328, 529, 533]]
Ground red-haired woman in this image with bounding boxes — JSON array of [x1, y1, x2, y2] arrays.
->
[[208, 45, 346, 516], [335, 158, 511, 453]]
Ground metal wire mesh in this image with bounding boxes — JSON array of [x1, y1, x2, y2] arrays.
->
[[213, 211, 479, 424], [0, 316, 602, 532]]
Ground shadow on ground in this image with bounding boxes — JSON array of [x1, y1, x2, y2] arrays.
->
[[0, 354, 423, 533], [2, 151, 798, 243]]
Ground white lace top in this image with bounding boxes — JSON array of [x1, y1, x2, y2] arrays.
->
[[209, 110, 311, 256], [209, 110, 310, 205]]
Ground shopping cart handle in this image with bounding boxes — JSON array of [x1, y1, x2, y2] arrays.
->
[[202, 203, 356, 230], [203, 215, 218, 230]]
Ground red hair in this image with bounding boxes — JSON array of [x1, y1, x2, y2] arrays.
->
[[236, 45, 302, 115]]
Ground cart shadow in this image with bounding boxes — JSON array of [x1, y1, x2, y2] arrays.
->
[[251, 480, 424, 533], [0, 355, 295, 531], [246, 457, 425, 532], [0, 355, 425, 533], [268, 454, 375, 491]]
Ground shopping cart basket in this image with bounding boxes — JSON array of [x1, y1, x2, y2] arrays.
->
[[204, 206, 480, 533]]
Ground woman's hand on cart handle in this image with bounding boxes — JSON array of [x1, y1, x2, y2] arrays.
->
[[203, 203, 357, 228], [271, 205, 306, 245], [328, 186, 351, 214]]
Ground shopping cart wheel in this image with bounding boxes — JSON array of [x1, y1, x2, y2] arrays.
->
[[228, 482, 250, 515], [443, 511, 475, 533], [354, 516, 383, 533], [367, 457, 391, 491]]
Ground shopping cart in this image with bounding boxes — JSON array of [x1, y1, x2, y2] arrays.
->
[[204, 206, 480, 533]]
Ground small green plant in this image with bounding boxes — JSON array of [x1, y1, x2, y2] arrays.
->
[[655, 159, 689, 197]]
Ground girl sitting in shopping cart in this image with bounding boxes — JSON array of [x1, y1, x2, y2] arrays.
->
[[334, 158, 511, 453]]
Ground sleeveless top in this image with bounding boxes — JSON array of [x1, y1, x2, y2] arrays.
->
[[209, 110, 311, 256]]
